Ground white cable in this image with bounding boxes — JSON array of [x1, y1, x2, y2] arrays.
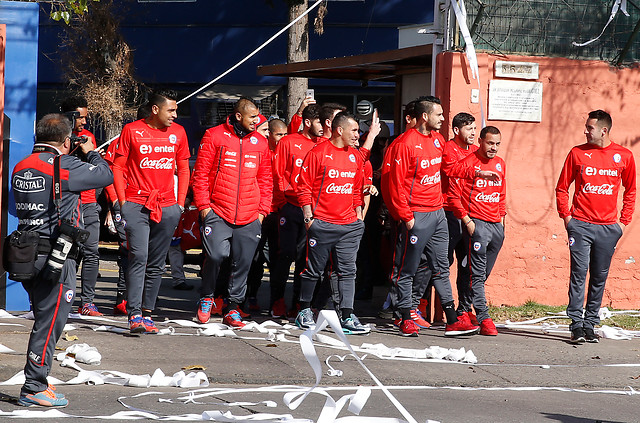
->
[[97, 0, 325, 150]]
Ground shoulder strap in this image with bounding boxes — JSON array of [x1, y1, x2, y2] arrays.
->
[[53, 155, 62, 226]]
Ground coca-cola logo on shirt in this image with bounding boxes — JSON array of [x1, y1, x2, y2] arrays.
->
[[326, 182, 353, 194], [420, 172, 441, 186], [475, 192, 500, 203], [582, 183, 614, 195], [139, 157, 175, 170]]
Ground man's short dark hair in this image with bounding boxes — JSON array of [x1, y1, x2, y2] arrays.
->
[[414, 96, 441, 118], [36, 114, 72, 145], [233, 96, 257, 114], [452, 112, 475, 129], [588, 109, 612, 130], [320, 103, 347, 124], [302, 104, 321, 121], [148, 89, 178, 108], [268, 118, 287, 133], [480, 125, 501, 139], [331, 111, 356, 132], [60, 96, 88, 113]]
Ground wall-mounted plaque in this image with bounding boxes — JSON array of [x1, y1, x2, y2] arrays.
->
[[488, 80, 542, 122], [494, 60, 539, 80]]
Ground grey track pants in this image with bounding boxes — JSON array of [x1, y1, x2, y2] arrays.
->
[[464, 218, 504, 324], [566, 218, 623, 330], [22, 256, 76, 395], [79, 203, 100, 305], [122, 201, 181, 316], [389, 209, 453, 312], [299, 219, 364, 307], [199, 210, 262, 305]]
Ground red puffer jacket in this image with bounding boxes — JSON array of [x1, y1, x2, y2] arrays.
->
[[192, 117, 273, 225]]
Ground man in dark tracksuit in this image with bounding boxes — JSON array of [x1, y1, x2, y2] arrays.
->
[[60, 96, 103, 316], [12, 114, 112, 407], [556, 110, 636, 344]]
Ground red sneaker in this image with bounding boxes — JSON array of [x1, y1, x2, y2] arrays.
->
[[444, 312, 479, 336], [197, 298, 213, 324], [410, 309, 431, 328], [223, 309, 246, 328], [129, 315, 145, 334], [141, 317, 159, 334], [271, 298, 287, 318], [113, 300, 127, 316], [210, 297, 224, 316], [79, 303, 103, 317], [467, 311, 479, 326], [479, 318, 498, 336], [400, 319, 419, 337]]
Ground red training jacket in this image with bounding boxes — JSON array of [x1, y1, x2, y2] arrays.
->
[[192, 117, 273, 225], [441, 140, 478, 212], [273, 132, 318, 207]]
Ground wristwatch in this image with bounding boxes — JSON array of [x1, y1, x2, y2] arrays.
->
[[303, 216, 314, 224]]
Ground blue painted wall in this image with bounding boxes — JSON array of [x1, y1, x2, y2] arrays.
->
[[0, 0, 39, 311]]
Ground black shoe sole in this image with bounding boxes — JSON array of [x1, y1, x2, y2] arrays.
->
[[570, 337, 586, 344]]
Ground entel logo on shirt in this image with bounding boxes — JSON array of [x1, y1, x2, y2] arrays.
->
[[328, 169, 356, 179], [295, 158, 303, 167]]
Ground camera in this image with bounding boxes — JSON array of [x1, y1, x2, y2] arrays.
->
[[41, 221, 89, 284], [63, 111, 91, 158]]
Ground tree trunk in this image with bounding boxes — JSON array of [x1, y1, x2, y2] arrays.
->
[[287, 1, 309, 123]]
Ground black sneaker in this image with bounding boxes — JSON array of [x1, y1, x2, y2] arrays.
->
[[570, 327, 586, 344], [584, 327, 599, 343]]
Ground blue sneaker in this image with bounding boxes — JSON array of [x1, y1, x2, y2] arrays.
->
[[47, 384, 64, 399], [18, 389, 68, 407], [295, 308, 316, 329], [129, 315, 146, 334]]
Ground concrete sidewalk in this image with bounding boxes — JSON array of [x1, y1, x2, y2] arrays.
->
[[1, 247, 639, 422]]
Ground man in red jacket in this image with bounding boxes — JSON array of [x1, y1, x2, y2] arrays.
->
[[556, 110, 636, 344], [296, 111, 367, 334], [449, 126, 506, 336], [192, 97, 273, 328], [60, 96, 103, 317], [382, 96, 480, 337], [270, 104, 323, 318], [113, 90, 190, 333]]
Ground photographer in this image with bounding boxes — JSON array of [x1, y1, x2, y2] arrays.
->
[[11, 113, 112, 407]]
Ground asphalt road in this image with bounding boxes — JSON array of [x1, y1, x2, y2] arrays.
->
[[1, 247, 639, 422]]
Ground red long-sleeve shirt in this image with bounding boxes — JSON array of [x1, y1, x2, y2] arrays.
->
[[382, 128, 446, 223], [273, 132, 318, 207], [449, 151, 506, 223], [297, 140, 364, 225], [556, 141, 636, 225], [441, 140, 478, 212], [113, 119, 190, 211]]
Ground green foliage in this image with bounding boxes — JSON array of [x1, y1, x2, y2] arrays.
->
[[49, 0, 100, 24]]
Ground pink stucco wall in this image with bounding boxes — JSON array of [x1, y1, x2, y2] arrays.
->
[[436, 52, 639, 308]]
